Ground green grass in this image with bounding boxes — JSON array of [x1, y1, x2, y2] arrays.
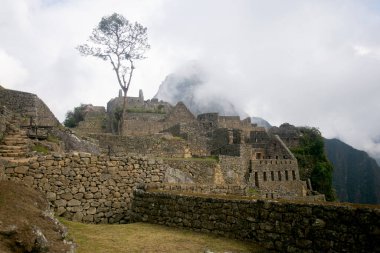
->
[[246, 188, 259, 196], [47, 135, 60, 143], [32, 144, 49, 154], [60, 220, 267, 253]]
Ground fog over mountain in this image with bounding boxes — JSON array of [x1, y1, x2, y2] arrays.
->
[[154, 62, 271, 128], [154, 62, 243, 117]]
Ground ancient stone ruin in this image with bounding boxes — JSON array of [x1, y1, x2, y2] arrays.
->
[[72, 89, 318, 201], [1, 86, 378, 252]]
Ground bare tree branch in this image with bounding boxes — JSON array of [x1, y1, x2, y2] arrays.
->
[[77, 13, 150, 135]]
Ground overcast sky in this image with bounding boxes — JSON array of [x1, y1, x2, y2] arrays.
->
[[1, 0, 380, 161]]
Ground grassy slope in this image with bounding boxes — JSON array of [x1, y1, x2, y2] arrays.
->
[[61, 220, 268, 253], [0, 181, 71, 253]]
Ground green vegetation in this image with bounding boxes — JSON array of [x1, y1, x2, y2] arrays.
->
[[291, 127, 335, 201], [32, 144, 49, 154], [60, 219, 265, 253], [46, 135, 60, 143], [246, 188, 259, 196], [64, 104, 88, 128]]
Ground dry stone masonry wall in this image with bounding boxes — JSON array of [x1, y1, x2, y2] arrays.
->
[[132, 189, 380, 253], [162, 158, 217, 184], [89, 133, 195, 158], [0, 87, 59, 127], [2, 153, 167, 223]]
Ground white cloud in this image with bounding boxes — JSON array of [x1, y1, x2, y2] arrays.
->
[[1, 0, 380, 161], [0, 50, 29, 87]]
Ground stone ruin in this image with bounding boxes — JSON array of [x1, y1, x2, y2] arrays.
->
[[72, 89, 320, 201], [0, 86, 321, 200], [2, 86, 379, 253]]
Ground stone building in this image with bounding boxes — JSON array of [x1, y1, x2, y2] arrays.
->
[[75, 90, 310, 200], [0, 86, 313, 200], [198, 114, 307, 199]]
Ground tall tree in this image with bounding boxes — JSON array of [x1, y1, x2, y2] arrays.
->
[[77, 13, 150, 134]]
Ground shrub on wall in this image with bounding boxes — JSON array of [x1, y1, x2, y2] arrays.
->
[[291, 127, 335, 201], [63, 104, 88, 128]]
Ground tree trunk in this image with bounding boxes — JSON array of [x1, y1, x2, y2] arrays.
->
[[119, 93, 127, 135]]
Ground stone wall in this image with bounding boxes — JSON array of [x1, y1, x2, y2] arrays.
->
[[0, 106, 11, 141], [163, 158, 218, 184], [106, 94, 172, 134], [76, 107, 106, 135], [132, 189, 380, 253], [1, 153, 167, 224], [164, 102, 195, 125], [163, 122, 210, 157], [269, 123, 300, 148], [249, 159, 299, 184], [89, 133, 202, 158], [219, 155, 248, 184], [124, 113, 167, 136], [146, 183, 246, 195], [0, 87, 59, 127]]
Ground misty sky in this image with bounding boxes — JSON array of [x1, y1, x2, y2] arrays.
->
[[1, 0, 380, 161]]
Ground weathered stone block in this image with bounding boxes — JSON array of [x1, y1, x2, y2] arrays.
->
[[90, 186, 99, 193], [83, 214, 94, 222], [5, 168, 14, 174], [119, 171, 128, 177], [151, 175, 160, 182], [87, 207, 97, 215], [67, 199, 81, 206], [23, 176, 34, 186], [30, 162, 40, 169], [15, 166, 28, 174], [61, 193, 73, 200], [74, 193, 84, 200], [72, 212, 83, 222], [34, 173, 44, 179], [55, 199, 67, 207], [84, 193, 94, 199], [46, 192, 56, 201]]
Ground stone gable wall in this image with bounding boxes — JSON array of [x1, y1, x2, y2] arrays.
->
[[132, 189, 380, 253], [0, 87, 59, 127], [164, 102, 195, 125], [2, 153, 167, 224]]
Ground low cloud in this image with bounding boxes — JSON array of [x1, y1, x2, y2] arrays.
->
[[0, 0, 380, 161]]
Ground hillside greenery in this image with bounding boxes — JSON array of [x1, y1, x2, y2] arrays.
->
[[64, 104, 87, 128], [291, 127, 335, 201]]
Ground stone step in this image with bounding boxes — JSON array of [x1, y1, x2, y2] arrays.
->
[[0, 147, 28, 152], [0, 148, 27, 153], [2, 140, 28, 146], [3, 132, 27, 136], [0, 145, 27, 150], [2, 135, 27, 139], [0, 152, 25, 157], [2, 135, 28, 139]]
